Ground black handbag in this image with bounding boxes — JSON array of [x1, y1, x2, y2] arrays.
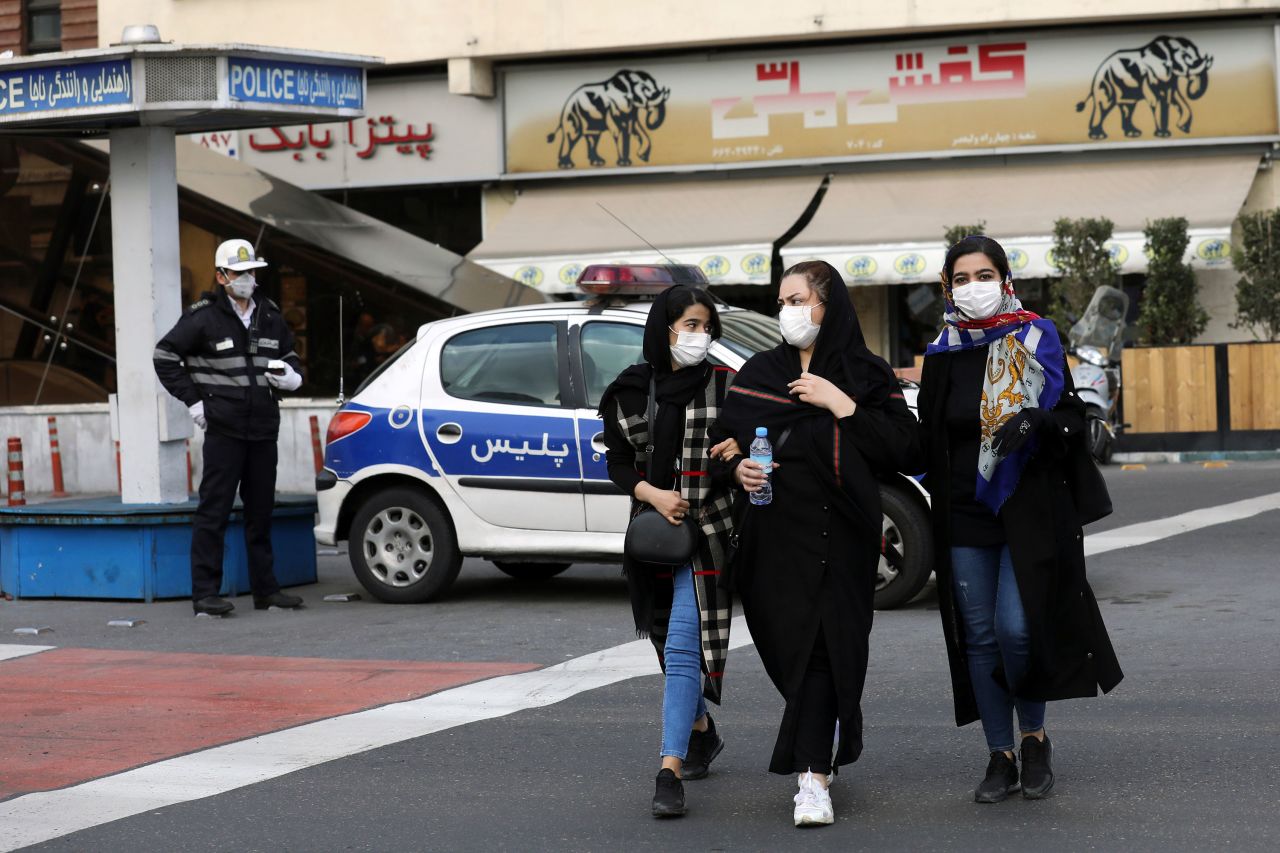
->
[[623, 376, 698, 566], [1066, 433, 1113, 526]]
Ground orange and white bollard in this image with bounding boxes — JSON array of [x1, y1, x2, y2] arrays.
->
[[7, 437, 26, 507], [46, 416, 69, 498], [115, 440, 121, 493], [309, 415, 324, 474]]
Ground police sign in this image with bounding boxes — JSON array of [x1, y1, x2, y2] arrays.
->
[[228, 58, 364, 110], [0, 59, 133, 116]]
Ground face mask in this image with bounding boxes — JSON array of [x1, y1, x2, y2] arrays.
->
[[778, 304, 821, 350], [225, 273, 256, 301], [669, 330, 711, 368], [952, 280, 1005, 320]]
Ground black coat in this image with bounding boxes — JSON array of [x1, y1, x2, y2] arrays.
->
[[153, 292, 301, 442], [712, 350, 921, 774], [917, 351, 1123, 727]]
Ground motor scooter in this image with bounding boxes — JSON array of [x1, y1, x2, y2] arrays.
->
[[1068, 286, 1129, 464]]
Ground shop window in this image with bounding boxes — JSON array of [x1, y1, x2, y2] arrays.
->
[[25, 0, 62, 54]]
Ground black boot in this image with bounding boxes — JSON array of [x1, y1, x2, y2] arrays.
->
[[681, 714, 724, 781], [253, 591, 303, 610], [651, 768, 686, 817], [1020, 734, 1055, 799], [193, 596, 234, 616], [974, 751, 1020, 803]]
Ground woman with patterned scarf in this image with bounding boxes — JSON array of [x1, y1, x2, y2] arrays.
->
[[598, 284, 743, 819], [917, 235, 1123, 805], [711, 260, 921, 827]]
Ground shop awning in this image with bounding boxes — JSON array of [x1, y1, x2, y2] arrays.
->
[[469, 175, 827, 293], [83, 139, 545, 314], [782, 152, 1263, 284]]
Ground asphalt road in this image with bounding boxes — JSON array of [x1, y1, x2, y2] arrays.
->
[[3, 461, 1279, 851]]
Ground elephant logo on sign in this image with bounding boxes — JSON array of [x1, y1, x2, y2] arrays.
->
[[547, 70, 671, 168], [1076, 36, 1212, 139]]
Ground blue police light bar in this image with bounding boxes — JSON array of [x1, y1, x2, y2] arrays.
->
[[577, 263, 709, 295]]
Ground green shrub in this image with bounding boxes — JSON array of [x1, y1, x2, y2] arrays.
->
[[1138, 217, 1207, 345], [944, 222, 986, 248], [1232, 209, 1280, 341], [1049, 217, 1116, 330]]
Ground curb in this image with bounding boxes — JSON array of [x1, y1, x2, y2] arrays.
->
[[1113, 450, 1280, 465]]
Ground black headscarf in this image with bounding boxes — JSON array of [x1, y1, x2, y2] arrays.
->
[[597, 285, 720, 491], [716, 261, 902, 498]]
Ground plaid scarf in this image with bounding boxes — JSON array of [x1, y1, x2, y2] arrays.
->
[[615, 366, 736, 704]]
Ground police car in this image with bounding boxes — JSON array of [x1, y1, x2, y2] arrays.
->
[[315, 265, 933, 609]]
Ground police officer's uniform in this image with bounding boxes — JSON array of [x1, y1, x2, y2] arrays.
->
[[153, 243, 303, 613]]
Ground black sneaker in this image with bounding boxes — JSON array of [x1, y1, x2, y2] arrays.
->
[[974, 751, 1020, 803], [1020, 734, 1055, 799], [253, 591, 303, 610], [681, 715, 724, 781], [652, 768, 686, 818], [193, 596, 234, 616]]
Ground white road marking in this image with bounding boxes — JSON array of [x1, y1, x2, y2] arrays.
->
[[3, 490, 1278, 849], [1084, 491, 1280, 557], [0, 644, 53, 662]]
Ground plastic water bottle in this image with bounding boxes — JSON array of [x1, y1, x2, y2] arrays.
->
[[749, 427, 773, 506]]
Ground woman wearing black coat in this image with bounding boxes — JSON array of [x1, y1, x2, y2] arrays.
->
[[599, 285, 740, 819], [916, 235, 1123, 804], [712, 260, 921, 827]]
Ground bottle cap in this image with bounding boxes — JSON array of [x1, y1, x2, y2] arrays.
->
[[755, 427, 768, 437]]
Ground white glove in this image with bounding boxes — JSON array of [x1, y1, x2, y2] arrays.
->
[[265, 362, 302, 392], [189, 401, 207, 430]]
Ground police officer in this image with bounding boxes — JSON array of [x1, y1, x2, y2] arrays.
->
[[153, 239, 305, 616]]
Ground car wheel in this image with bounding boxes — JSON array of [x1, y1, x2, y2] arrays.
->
[[493, 561, 572, 581], [874, 482, 933, 610], [348, 487, 462, 603]]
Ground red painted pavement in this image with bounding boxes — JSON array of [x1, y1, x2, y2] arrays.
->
[[0, 648, 538, 801]]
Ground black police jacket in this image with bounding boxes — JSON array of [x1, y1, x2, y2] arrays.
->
[[153, 291, 303, 442]]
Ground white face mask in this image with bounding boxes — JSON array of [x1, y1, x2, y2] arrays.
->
[[669, 330, 711, 368], [952, 280, 1005, 320], [778, 304, 821, 350], [225, 273, 257, 301]]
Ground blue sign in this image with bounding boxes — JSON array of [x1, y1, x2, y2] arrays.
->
[[228, 58, 363, 110], [0, 59, 133, 116]]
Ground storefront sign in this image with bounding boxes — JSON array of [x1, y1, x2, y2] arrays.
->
[[228, 57, 363, 110], [210, 77, 500, 189], [0, 59, 132, 116], [782, 228, 1235, 286], [504, 23, 1277, 173], [482, 246, 774, 294]]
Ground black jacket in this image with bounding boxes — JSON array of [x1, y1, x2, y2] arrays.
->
[[917, 351, 1123, 727], [153, 291, 302, 442]]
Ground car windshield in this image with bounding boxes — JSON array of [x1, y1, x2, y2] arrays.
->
[[352, 337, 417, 397], [718, 310, 782, 359]]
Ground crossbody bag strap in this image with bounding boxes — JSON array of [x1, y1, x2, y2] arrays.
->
[[643, 374, 657, 482]]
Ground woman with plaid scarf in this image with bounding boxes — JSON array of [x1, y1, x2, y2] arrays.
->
[[599, 284, 746, 819]]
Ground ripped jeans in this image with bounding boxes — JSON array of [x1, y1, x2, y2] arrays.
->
[[951, 545, 1046, 753]]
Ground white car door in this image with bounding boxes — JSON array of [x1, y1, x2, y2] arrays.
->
[[569, 317, 647, 534], [420, 318, 585, 532]]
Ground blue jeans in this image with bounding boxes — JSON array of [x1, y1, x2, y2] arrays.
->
[[661, 565, 707, 760], [950, 545, 1046, 753]]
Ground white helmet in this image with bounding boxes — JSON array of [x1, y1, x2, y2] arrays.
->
[[214, 239, 268, 272]]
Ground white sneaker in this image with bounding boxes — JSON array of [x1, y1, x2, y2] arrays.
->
[[793, 770, 834, 826]]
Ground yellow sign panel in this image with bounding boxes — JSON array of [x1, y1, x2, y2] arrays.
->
[[504, 25, 1275, 173]]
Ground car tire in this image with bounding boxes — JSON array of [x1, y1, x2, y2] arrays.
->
[[493, 561, 572, 581], [348, 487, 462, 603], [874, 481, 933, 610]]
